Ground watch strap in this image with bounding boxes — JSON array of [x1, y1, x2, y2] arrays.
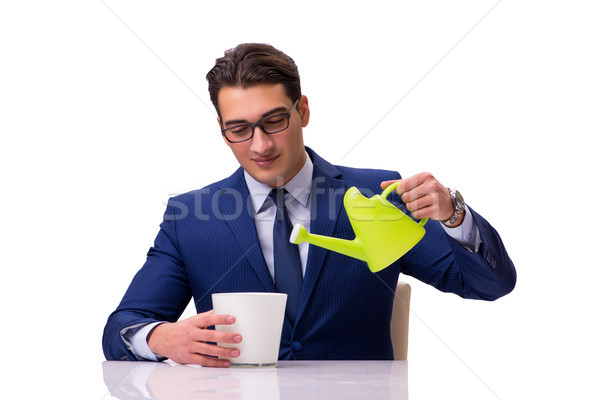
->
[[441, 188, 465, 227]]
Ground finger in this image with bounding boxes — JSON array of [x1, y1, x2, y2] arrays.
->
[[193, 311, 237, 329], [166, 344, 235, 367], [402, 172, 435, 192], [397, 172, 429, 194], [380, 179, 400, 190], [410, 204, 435, 220], [381, 179, 409, 199], [192, 341, 241, 360], [400, 174, 438, 203], [183, 352, 233, 368], [407, 198, 449, 220], [396, 175, 426, 199], [404, 193, 434, 214], [195, 328, 243, 345], [197, 355, 232, 368]]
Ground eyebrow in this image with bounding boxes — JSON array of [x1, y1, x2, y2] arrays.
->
[[223, 105, 289, 127]]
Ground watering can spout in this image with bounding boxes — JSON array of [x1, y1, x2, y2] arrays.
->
[[290, 224, 366, 262]]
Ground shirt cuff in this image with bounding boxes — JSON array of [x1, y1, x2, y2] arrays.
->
[[120, 322, 167, 361], [440, 205, 481, 253]]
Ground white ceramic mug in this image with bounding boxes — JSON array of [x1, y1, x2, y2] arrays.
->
[[212, 292, 287, 367]]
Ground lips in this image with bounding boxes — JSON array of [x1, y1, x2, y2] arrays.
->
[[253, 154, 279, 167]]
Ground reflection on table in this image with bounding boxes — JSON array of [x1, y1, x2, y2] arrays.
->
[[102, 360, 408, 400]]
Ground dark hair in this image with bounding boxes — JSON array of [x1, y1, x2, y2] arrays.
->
[[206, 43, 301, 116]]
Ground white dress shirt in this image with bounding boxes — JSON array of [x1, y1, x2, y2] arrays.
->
[[244, 151, 314, 280], [122, 152, 480, 360]]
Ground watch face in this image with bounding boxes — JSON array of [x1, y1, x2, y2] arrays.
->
[[455, 190, 465, 208]]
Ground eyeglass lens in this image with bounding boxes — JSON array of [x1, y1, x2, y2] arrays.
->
[[224, 113, 290, 142]]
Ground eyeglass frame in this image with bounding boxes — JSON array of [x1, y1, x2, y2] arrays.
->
[[220, 98, 300, 143]]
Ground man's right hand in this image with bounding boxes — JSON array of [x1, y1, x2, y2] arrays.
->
[[147, 310, 242, 367]]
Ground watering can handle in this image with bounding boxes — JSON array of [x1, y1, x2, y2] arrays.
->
[[382, 181, 428, 227]]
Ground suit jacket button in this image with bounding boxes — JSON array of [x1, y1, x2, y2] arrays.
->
[[486, 252, 497, 268], [292, 341, 302, 352]]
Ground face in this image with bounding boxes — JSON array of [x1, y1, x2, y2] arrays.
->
[[218, 84, 310, 187]]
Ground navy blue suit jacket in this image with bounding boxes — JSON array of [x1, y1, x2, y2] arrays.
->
[[103, 148, 516, 361]]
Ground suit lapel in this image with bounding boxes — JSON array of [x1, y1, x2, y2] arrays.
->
[[215, 149, 348, 327], [295, 149, 346, 323], [218, 169, 276, 293]]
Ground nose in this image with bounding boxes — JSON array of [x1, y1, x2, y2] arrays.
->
[[249, 126, 274, 154]]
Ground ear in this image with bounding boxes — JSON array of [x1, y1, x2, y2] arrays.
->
[[218, 117, 231, 147], [298, 95, 310, 127]]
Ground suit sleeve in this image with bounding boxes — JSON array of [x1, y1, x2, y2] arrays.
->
[[400, 207, 516, 301], [102, 198, 193, 361]]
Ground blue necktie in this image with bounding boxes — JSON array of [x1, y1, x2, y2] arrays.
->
[[269, 188, 303, 323]]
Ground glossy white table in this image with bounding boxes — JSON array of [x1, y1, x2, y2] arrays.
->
[[102, 360, 408, 399]]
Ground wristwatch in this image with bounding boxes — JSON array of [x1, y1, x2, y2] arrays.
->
[[441, 188, 465, 227]]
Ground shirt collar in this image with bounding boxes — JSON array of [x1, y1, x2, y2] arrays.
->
[[245, 151, 313, 214]]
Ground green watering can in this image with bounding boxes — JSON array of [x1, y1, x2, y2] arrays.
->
[[290, 181, 428, 273]]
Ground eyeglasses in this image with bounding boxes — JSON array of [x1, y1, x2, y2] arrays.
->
[[221, 98, 300, 143]]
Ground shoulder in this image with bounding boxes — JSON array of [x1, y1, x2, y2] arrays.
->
[[336, 164, 401, 182], [335, 165, 402, 198], [163, 168, 246, 220], [169, 168, 244, 204], [308, 146, 401, 185]]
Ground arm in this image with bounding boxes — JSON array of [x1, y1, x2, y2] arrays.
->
[[102, 198, 241, 366], [382, 173, 516, 300], [440, 205, 481, 253], [121, 321, 166, 361]]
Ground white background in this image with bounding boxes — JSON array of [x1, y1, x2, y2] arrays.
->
[[1, 1, 599, 399]]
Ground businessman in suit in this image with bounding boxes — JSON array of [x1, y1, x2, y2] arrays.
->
[[103, 43, 516, 367]]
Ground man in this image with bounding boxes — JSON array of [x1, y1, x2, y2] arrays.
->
[[103, 43, 516, 367]]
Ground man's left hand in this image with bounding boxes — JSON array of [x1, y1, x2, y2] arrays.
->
[[381, 172, 463, 227]]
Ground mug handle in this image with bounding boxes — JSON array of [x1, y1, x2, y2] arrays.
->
[[382, 181, 428, 227]]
